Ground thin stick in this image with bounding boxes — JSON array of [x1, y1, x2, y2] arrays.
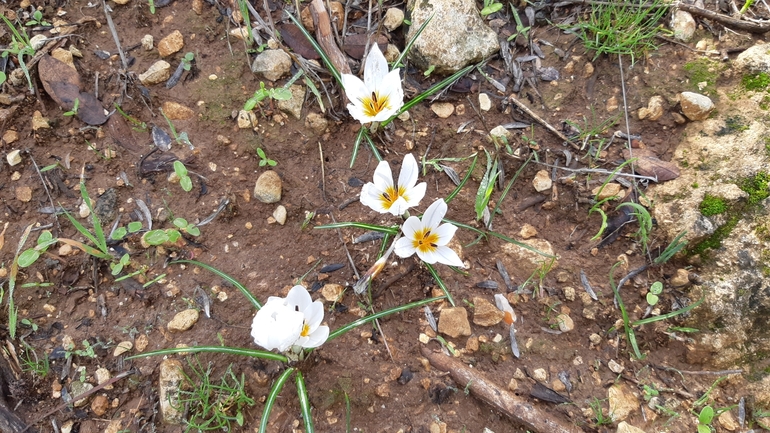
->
[[319, 141, 326, 201], [507, 96, 579, 150], [330, 214, 360, 280], [652, 364, 743, 376], [25, 150, 62, 235], [102, 0, 128, 70]]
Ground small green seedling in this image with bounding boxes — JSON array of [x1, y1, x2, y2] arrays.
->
[[111, 221, 144, 241], [18, 231, 57, 268], [110, 253, 131, 276], [66, 340, 97, 359], [148, 0, 155, 14], [480, 0, 503, 16], [646, 281, 663, 306], [161, 108, 193, 148], [423, 65, 436, 77], [697, 406, 715, 433], [507, 5, 531, 41], [173, 160, 193, 192], [21, 318, 38, 332], [244, 82, 293, 111], [63, 98, 79, 117], [256, 147, 276, 167], [181, 52, 194, 71], [25, 9, 50, 26], [173, 217, 200, 236]]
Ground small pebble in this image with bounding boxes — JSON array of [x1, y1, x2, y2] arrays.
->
[[113, 341, 133, 357]]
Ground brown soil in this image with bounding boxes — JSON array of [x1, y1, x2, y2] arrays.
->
[[0, 1, 759, 433]]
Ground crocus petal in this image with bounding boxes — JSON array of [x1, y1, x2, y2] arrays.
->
[[286, 285, 312, 312], [360, 183, 390, 213], [388, 196, 410, 216], [400, 216, 422, 239], [371, 160, 394, 191], [340, 73, 368, 102], [398, 154, 419, 190], [494, 294, 514, 315], [422, 199, 447, 229], [378, 68, 404, 108], [297, 325, 330, 348], [251, 303, 303, 351], [364, 44, 389, 89], [304, 301, 325, 330], [432, 223, 458, 247], [418, 245, 464, 267], [403, 182, 426, 208], [394, 236, 416, 258]]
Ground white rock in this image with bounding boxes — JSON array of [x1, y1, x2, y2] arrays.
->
[[532, 169, 552, 192], [734, 42, 770, 73], [531, 368, 547, 382], [237, 110, 257, 129], [251, 49, 292, 81], [167, 309, 200, 332], [273, 205, 287, 225], [159, 359, 185, 424], [431, 102, 454, 118], [6, 149, 21, 166], [138, 60, 171, 86], [679, 91, 714, 121], [30, 34, 47, 50], [141, 34, 153, 50], [253, 171, 283, 204], [608, 359, 624, 373], [638, 95, 665, 121], [556, 313, 574, 332], [670, 10, 696, 42], [617, 421, 647, 433], [383, 8, 404, 31], [608, 384, 639, 421], [479, 93, 492, 111]]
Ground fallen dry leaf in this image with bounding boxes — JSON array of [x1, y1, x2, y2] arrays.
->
[[623, 148, 680, 182]]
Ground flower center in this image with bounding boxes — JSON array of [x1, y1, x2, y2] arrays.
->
[[379, 185, 407, 210], [412, 228, 440, 254], [301, 322, 311, 337], [360, 91, 390, 118]]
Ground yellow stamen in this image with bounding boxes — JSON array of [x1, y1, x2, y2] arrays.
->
[[378, 185, 408, 210], [301, 322, 311, 337], [412, 228, 440, 254], [360, 91, 391, 118]]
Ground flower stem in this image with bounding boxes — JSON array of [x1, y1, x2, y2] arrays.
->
[[425, 263, 455, 306]]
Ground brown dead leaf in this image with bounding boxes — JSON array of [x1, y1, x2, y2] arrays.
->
[[342, 33, 388, 60], [0, 222, 8, 252], [106, 115, 143, 154], [77, 91, 108, 125], [279, 24, 320, 60], [39, 54, 81, 110], [623, 149, 680, 182]]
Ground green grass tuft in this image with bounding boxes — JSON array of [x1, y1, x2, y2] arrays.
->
[[699, 194, 728, 216]]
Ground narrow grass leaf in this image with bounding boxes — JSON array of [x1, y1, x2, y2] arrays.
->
[[295, 371, 315, 433], [487, 230, 556, 258], [632, 295, 704, 326], [125, 346, 288, 363], [315, 222, 399, 235], [350, 127, 365, 168], [489, 153, 532, 227], [424, 263, 455, 306], [328, 296, 445, 341], [381, 64, 474, 128], [362, 128, 382, 162], [392, 15, 433, 68], [259, 368, 296, 433], [475, 149, 498, 220], [610, 262, 643, 359], [286, 13, 341, 85], [170, 259, 261, 309]]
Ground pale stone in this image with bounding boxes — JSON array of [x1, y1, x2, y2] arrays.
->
[[591, 183, 623, 201], [589, 333, 602, 345], [718, 410, 739, 431], [472, 297, 504, 326], [141, 34, 154, 50], [161, 101, 195, 120], [679, 92, 714, 121], [305, 112, 328, 134], [58, 244, 74, 256], [113, 0, 129, 4], [159, 359, 185, 424], [383, 8, 405, 31], [532, 169, 552, 192], [583, 62, 595, 78], [51, 48, 75, 70], [251, 49, 292, 81], [608, 359, 624, 373], [70, 381, 94, 407], [478, 93, 492, 111], [237, 110, 258, 129], [616, 421, 646, 433], [158, 30, 184, 57], [167, 309, 200, 332], [15, 186, 32, 203], [638, 95, 665, 121], [229, 27, 252, 42], [253, 171, 282, 203], [91, 395, 109, 416], [501, 238, 558, 276], [670, 269, 690, 287], [321, 284, 344, 302], [519, 223, 537, 239], [608, 384, 639, 421], [273, 205, 287, 225], [556, 313, 574, 332], [735, 42, 770, 73], [384, 44, 400, 63], [437, 307, 471, 338], [95, 367, 112, 389], [2, 130, 18, 144], [32, 110, 50, 130], [606, 95, 619, 112], [431, 102, 454, 118], [531, 368, 547, 382], [6, 149, 22, 166], [113, 341, 133, 356], [192, 0, 204, 14], [135, 334, 149, 352], [138, 60, 171, 85], [30, 34, 47, 51], [671, 10, 696, 42], [563, 286, 576, 301], [276, 84, 305, 119], [487, 125, 512, 144]]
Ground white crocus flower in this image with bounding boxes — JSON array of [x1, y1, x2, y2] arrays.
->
[[394, 199, 464, 267], [360, 154, 426, 216], [250, 286, 329, 352], [341, 44, 404, 123], [284, 285, 330, 348], [250, 298, 304, 352]]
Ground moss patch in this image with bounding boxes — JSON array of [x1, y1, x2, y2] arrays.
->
[[740, 171, 770, 205], [683, 58, 722, 96], [716, 115, 750, 136], [742, 72, 770, 91], [699, 194, 728, 216]]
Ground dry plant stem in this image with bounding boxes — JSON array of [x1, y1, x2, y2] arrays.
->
[[652, 364, 744, 376], [102, 0, 128, 70], [677, 2, 770, 33], [25, 151, 62, 235], [310, 0, 352, 75], [618, 372, 695, 400], [507, 96, 580, 150], [420, 346, 585, 433]]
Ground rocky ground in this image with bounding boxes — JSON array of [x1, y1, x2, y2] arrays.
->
[[0, 0, 769, 432]]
